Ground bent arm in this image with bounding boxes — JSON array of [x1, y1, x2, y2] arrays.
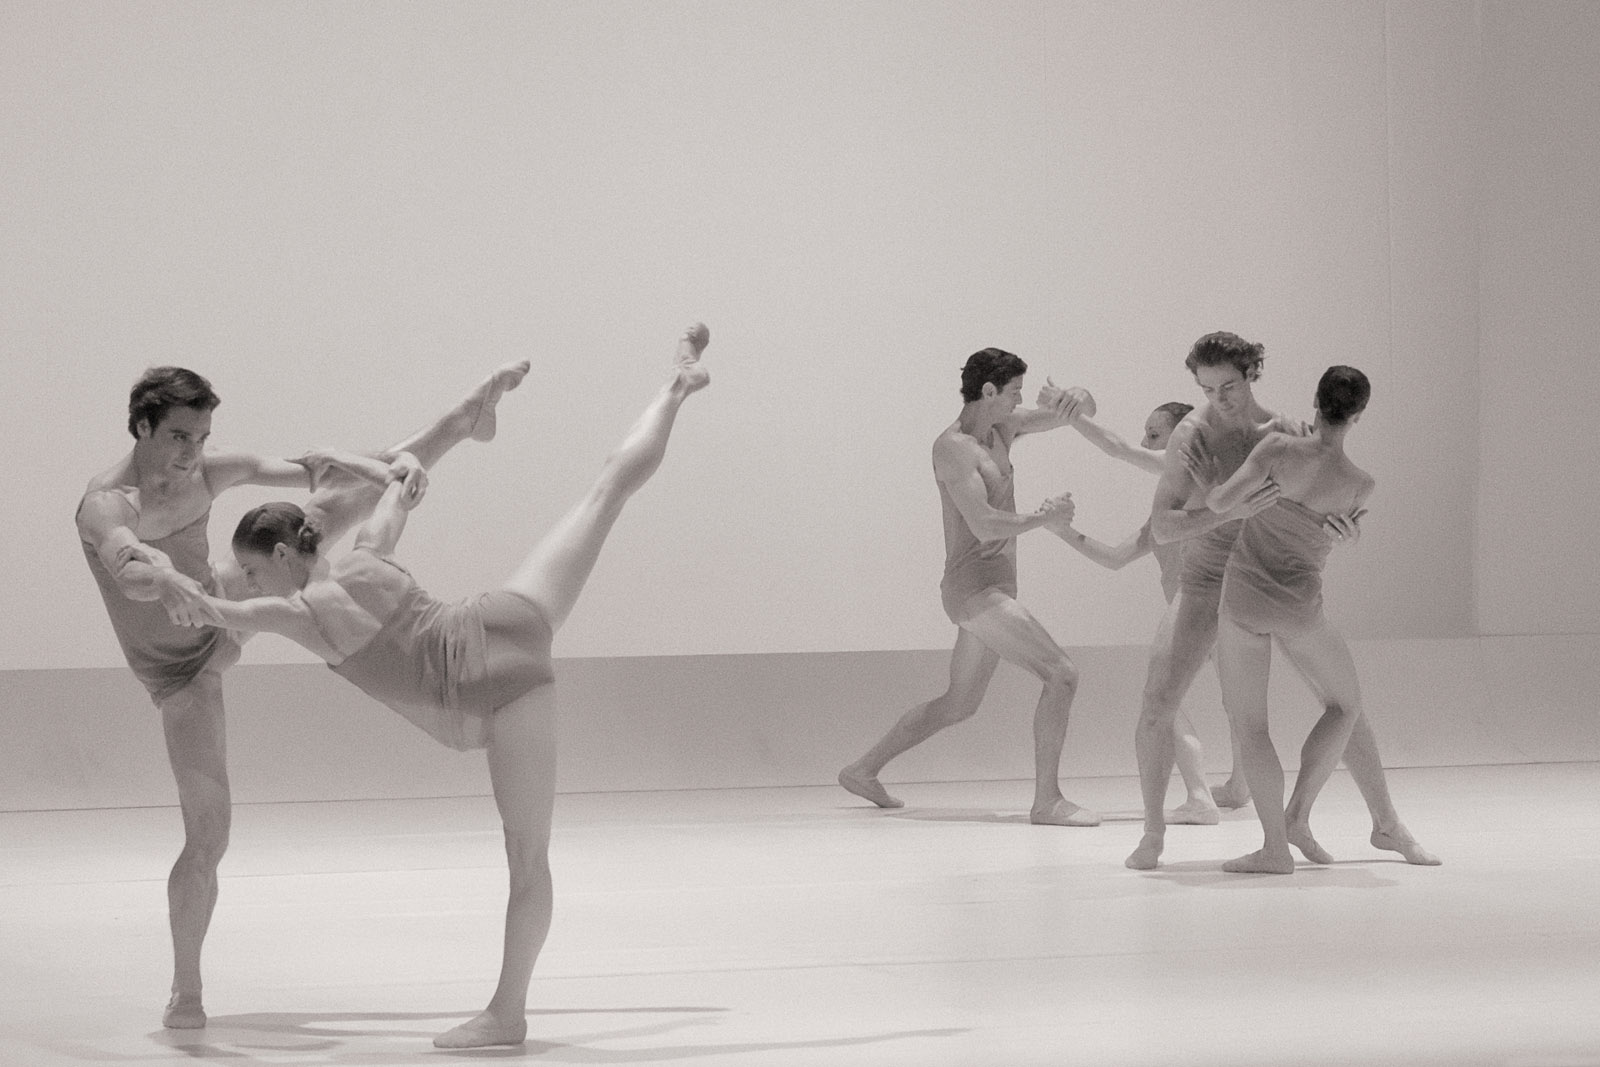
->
[[77, 493, 190, 602], [1148, 424, 1229, 544], [1071, 417, 1163, 475], [1205, 436, 1285, 513], [352, 479, 413, 556], [1007, 383, 1097, 437], [934, 446, 1050, 542], [1052, 522, 1152, 571]]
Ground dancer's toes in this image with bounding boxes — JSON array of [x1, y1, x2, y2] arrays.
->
[[1210, 778, 1252, 809], [1222, 847, 1295, 874], [677, 322, 710, 364], [1371, 828, 1441, 866], [1287, 825, 1335, 864], [1030, 799, 1101, 827], [433, 1011, 528, 1049], [1126, 832, 1164, 870], [1166, 798, 1221, 825], [838, 768, 903, 809], [464, 360, 532, 442], [162, 992, 206, 1029]]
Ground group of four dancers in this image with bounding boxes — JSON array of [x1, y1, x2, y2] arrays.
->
[[76, 325, 1431, 1049]]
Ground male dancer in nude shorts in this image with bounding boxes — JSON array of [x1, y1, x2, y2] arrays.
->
[[76, 361, 527, 1027], [838, 347, 1100, 825]]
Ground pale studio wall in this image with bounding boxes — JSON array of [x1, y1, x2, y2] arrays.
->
[[2, 1, 1594, 811]]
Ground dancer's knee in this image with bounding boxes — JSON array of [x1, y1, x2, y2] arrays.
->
[[179, 810, 231, 870], [926, 692, 981, 730], [1041, 657, 1079, 696]]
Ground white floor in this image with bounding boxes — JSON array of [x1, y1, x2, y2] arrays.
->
[[3, 763, 1598, 1067]]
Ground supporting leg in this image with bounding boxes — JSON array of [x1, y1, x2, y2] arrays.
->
[[1167, 708, 1220, 824], [1216, 616, 1294, 874], [156, 666, 232, 1028], [1275, 619, 1364, 865], [433, 686, 559, 1049]]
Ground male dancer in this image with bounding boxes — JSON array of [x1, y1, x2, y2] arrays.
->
[[838, 348, 1100, 826], [76, 361, 527, 1027]]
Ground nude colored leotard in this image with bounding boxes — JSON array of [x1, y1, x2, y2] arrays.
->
[[937, 449, 1018, 623], [305, 549, 554, 751], [1221, 498, 1334, 637], [79, 505, 240, 704]]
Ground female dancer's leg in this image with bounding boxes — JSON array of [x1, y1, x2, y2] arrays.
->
[[434, 327, 708, 1049]]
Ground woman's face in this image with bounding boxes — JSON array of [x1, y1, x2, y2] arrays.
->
[[1142, 412, 1179, 451], [235, 546, 302, 597]]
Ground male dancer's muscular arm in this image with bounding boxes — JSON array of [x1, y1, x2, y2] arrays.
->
[[1148, 421, 1276, 544], [76, 491, 202, 605], [934, 440, 1071, 543]]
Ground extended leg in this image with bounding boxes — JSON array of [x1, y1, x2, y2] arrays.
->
[[1127, 589, 1220, 869], [1342, 718, 1440, 864], [305, 360, 532, 545], [433, 685, 559, 1049], [503, 325, 708, 631], [839, 628, 999, 808], [1216, 616, 1293, 874], [157, 666, 232, 1027], [958, 591, 1097, 826]]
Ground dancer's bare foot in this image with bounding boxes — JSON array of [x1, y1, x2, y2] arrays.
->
[[1126, 831, 1164, 870], [433, 1010, 528, 1049], [1372, 827, 1441, 866], [457, 360, 532, 442], [1222, 847, 1295, 874], [674, 322, 711, 394], [1030, 798, 1101, 827], [1287, 823, 1335, 864], [162, 991, 206, 1029], [1167, 797, 1221, 825], [1210, 777, 1252, 809], [838, 767, 903, 809]]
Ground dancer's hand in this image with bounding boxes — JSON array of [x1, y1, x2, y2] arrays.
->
[[1222, 478, 1280, 520], [1036, 491, 1075, 527], [387, 452, 427, 507], [157, 570, 215, 629], [1324, 507, 1366, 545], [1038, 378, 1094, 422]]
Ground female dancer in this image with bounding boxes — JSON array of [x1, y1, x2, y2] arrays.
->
[[1203, 365, 1436, 873], [187, 325, 711, 1047], [1048, 398, 1222, 824]]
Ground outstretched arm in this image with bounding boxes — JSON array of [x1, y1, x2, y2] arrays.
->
[[1070, 416, 1163, 475], [1051, 521, 1153, 570], [1004, 380, 1097, 437], [190, 593, 307, 640], [205, 447, 418, 496]]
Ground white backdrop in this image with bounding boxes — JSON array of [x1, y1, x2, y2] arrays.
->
[[4, 0, 1595, 676]]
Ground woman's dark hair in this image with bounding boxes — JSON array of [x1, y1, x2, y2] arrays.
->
[[1316, 365, 1370, 425], [232, 502, 323, 558], [959, 348, 1028, 403], [1153, 401, 1194, 424], [128, 366, 220, 438], [1184, 332, 1265, 382]]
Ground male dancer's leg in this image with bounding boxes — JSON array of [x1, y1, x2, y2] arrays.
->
[[1277, 636, 1440, 866], [958, 590, 1099, 826], [1168, 709, 1220, 824], [155, 660, 233, 1027], [839, 628, 1001, 809], [1126, 586, 1222, 869]]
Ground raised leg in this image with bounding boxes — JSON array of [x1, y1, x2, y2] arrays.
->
[[433, 685, 558, 1049], [156, 666, 232, 1027], [503, 325, 709, 632], [1215, 615, 1294, 874], [958, 591, 1097, 826], [839, 628, 1000, 808], [304, 360, 532, 545], [1127, 588, 1220, 869]]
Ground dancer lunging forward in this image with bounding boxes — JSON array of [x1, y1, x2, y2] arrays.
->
[[839, 348, 1099, 826], [1205, 366, 1437, 873], [186, 325, 712, 1048]]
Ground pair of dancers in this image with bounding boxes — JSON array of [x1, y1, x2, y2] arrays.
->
[[79, 325, 711, 1048], [840, 333, 1437, 874]]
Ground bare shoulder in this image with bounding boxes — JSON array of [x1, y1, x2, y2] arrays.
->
[[75, 484, 137, 537], [932, 426, 981, 475]]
